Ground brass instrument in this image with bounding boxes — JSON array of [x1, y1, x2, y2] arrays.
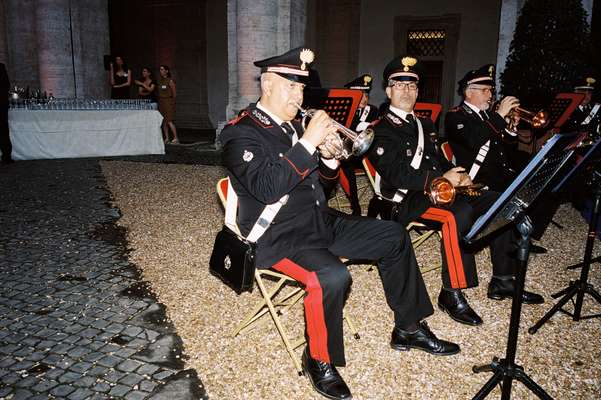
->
[[294, 103, 374, 159], [427, 178, 485, 206], [506, 107, 550, 134]]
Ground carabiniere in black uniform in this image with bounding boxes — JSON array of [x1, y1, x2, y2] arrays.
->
[[445, 102, 516, 192]]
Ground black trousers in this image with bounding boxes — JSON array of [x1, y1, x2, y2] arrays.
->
[[339, 157, 362, 215], [0, 106, 11, 162], [390, 191, 517, 289], [273, 213, 433, 366]]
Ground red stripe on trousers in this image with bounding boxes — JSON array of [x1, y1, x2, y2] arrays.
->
[[271, 258, 330, 363], [421, 207, 468, 288]]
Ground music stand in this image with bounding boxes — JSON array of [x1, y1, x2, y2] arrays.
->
[[548, 93, 585, 131], [465, 133, 583, 400], [414, 102, 443, 123], [528, 137, 601, 334], [302, 88, 362, 129]]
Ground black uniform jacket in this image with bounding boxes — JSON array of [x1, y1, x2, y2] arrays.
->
[[444, 102, 515, 191], [350, 103, 379, 131], [563, 104, 600, 134], [220, 103, 340, 268], [367, 108, 454, 221]]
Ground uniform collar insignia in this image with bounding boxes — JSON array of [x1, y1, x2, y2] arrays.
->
[[461, 103, 473, 114], [251, 108, 273, 127], [386, 111, 403, 126]]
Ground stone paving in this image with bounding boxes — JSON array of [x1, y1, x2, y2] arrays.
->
[[0, 156, 210, 400]]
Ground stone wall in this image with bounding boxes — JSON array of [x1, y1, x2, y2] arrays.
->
[[2, 0, 109, 98]]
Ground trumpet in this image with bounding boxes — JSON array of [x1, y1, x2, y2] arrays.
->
[[294, 103, 374, 159], [427, 178, 485, 206], [506, 106, 550, 134]]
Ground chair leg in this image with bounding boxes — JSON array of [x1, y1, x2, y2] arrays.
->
[[232, 276, 288, 337], [344, 314, 360, 340], [253, 270, 304, 375]]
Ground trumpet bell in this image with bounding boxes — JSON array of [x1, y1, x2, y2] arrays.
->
[[507, 107, 550, 133], [530, 110, 549, 129], [427, 177, 456, 206], [351, 128, 375, 157]]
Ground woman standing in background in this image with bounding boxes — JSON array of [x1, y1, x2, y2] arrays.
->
[[157, 65, 179, 144], [110, 56, 132, 99], [135, 67, 156, 102]]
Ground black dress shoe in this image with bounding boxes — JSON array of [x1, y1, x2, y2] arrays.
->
[[487, 277, 544, 304], [302, 348, 352, 400], [529, 243, 547, 254], [390, 321, 460, 356], [438, 289, 483, 326]]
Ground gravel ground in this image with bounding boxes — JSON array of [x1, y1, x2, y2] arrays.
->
[[102, 160, 600, 400]]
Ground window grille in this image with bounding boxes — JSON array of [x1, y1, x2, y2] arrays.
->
[[407, 30, 446, 57]]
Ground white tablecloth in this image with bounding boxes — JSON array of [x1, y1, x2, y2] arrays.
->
[[8, 110, 165, 160]]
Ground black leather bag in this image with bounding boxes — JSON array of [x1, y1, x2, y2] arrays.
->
[[209, 226, 256, 294]]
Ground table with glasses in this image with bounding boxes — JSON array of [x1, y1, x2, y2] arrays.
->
[[8, 99, 165, 160]]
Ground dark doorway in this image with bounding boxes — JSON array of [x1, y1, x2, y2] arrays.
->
[[108, 0, 212, 130], [393, 15, 461, 116]]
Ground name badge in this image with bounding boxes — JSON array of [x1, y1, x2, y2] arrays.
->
[[161, 85, 167, 89]]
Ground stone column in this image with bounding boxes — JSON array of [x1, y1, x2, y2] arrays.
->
[[582, 0, 593, 25], [235, 0, 278, 113], [72, 0, 110, 99], [496, 0, 525, 84], [36, 0, 75, 97], [219, 0, 306, 144], [0, 1, 8, 64], [5, 0, 39, 90]]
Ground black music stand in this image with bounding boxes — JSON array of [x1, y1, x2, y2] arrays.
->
[[546, 93, 585, 132], [465, 133, 582, 400], [302, 88, 362, 128], [528, 137, 601, 334]]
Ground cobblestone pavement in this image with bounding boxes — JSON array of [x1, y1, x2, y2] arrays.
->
[[0, 157, 209, 400]]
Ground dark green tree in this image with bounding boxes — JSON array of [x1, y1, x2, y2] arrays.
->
[[500, 0, 592, 109]]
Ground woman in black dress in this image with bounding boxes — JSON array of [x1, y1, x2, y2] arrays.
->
[[110, 56, 132, 99]]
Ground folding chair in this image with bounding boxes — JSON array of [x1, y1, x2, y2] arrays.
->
[[361, 158, 440, 273], [216, 177, 359, 375]]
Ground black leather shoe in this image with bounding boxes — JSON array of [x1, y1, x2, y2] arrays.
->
[[390, 321, 460, 356], [438, 289, 483, 326], [302, 348, 352, 400], [487, 277, 544, 304], [529, 242, 547, 254]]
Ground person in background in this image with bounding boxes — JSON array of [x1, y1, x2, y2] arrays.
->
[[338, 74, 379, 215], [135, 67, 156, 102], [157, 65, 179, 144], [110, 56, 132, 99], [563, 77, 600, 137], [0, 63, 12, 165]]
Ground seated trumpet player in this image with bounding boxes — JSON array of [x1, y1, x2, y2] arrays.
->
[[444, 64, 524, 192], [220, 47, 459, 400], [445, 64, 554, 252], [367, 56, 544, 328]]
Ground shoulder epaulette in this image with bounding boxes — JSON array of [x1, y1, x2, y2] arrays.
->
[[226, 110, 249, 126]]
